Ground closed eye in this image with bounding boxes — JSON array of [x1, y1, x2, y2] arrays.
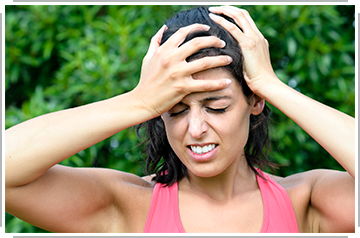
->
[[169, 108, 188, 117], [206, 107, 228, 114], [170, 107, 228, 117]]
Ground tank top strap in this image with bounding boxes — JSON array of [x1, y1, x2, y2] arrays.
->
[[144, 170, 299, 233], [256, 169, 299, 233], [143, 182, 185, 233]]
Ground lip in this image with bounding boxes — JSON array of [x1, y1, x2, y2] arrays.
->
[[187, 144, 219, 162]]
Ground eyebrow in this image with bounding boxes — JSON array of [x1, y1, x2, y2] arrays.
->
[[173, 95, 232, 108], [199, 95, 232, 103]]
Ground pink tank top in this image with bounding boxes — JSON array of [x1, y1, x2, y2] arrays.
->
[[143, 169, 299, 233]]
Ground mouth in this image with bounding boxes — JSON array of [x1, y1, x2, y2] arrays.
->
[[188, 144, 218, 155]]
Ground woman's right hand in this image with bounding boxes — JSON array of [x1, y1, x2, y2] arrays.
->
[[132, 24, 233, 118]]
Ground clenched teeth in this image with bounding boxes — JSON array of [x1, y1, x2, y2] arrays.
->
[[190, 144, 216, 154]]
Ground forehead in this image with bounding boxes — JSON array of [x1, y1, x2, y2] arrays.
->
[[181, 91, 233, 106], [192, 67, 233, 80], [182, 68, 242, 103]]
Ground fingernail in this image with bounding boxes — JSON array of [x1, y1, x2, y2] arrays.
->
[[203, 25, 211, 30], [208, 7, 219, 12], [220, 40, 226, 47], [227, 56, 233, 63], [209, 13, 219, 19], [225, 79, 232, 85]]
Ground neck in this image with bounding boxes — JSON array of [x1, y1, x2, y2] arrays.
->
[[182, 156, 258, 202]]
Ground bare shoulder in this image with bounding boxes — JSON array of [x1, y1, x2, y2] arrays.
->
[[92, 167, 155, 202], [77, 166, 156, 232], [6, 165, 155, 233], [106, 168, 156, 209], [271, 169, 352, 194], [264, 169, 340, 190], [264, 169, 355, 232]]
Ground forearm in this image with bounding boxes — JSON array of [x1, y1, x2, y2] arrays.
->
[[208, 6, 355, 177], [5, 22, 232, 189], [261, 77, 355, 178], [5, 91, 152, 187]]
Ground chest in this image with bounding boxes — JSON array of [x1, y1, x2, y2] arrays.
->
[[143, 178, 299, 233], [178, 189, 264, 233]]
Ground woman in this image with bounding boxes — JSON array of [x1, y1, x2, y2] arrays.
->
[[5, 6, 354, 233]]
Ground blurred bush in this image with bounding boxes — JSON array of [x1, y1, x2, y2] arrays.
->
[[5, 5, 355, 232], [246, 5, 355, 176]]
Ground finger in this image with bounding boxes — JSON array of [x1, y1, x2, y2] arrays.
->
[[234, 8, 263, 37], [210, 11, 253, 37], [186, 78, 232, 94], [209, 13, 249, 43], [239, 10, 261, 35], [146, 25, 168, 58], [184, 55, 233, 75], [178, 36, 226, 61], [210, 6, 262, 37], [161, 23, 211, 49], [155, 25, 168, 45]]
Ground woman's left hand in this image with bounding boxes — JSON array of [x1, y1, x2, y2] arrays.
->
[[209, 6, 279, 97]]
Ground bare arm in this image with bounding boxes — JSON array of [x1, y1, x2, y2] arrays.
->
[[5, 23, 232, 232], [209, 7, 354, 177], [260, 80, 354, 177], [209, 6, 355, 232], [5, 92, 150, 188], [5, 92, 156, 232]]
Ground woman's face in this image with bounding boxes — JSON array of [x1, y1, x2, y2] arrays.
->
[[162, 68, 263, 178]]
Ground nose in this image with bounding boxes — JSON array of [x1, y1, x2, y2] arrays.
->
[[188, 109, 208, 139]]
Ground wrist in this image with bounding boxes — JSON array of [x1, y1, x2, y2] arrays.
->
[[127, 89, 160, 122], [249, 74, 286, 101]]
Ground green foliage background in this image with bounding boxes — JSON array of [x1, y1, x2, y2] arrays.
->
[[5, 5, 355, 233]]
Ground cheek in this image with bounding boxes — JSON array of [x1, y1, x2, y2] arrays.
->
[[163, 118, 187, 148], [216, 110, 251, 151]]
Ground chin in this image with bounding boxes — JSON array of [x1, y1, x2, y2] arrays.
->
[[186, 164, 229, 179]]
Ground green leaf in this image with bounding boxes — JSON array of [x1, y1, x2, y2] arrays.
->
[[287, 37, 297, 57]]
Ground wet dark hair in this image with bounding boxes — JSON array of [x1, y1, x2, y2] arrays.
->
[[136, 6, 275, 186]]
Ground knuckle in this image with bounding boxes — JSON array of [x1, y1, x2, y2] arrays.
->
[[254, 37, 262, 44], [177, 27, 187, 36], [160, 55, 171, 68], [203, 82, 212, 91], [240, 9, 250, 16], [246, 40, 256, 49], [175, 81, 187, 94], [191, 38, 201, 47], [200, 58, 210, 69], [238, 11, 246, 18], [228, 22, 238, 32], [220, 80, 227, 88], [169, 69, 180, 80]]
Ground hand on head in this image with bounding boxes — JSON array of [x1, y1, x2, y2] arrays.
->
[[134, 5, 278, 118], [134, 23, 233, 118], [209, 6, 278, 97]]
